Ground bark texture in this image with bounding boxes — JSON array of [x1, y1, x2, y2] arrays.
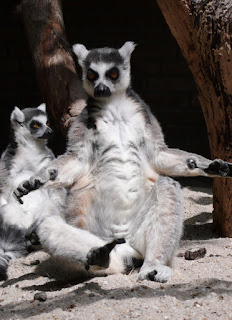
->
[[157, 0, 232, 236], [18, 0, 86, 138]]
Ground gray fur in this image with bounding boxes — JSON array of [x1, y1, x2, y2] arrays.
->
[[0, 104, 64, 280], [14, 43, 232, 282]]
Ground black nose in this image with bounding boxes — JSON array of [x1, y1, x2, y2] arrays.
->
[[40, 127, 53, 139], [46, 127, 53, 136], [94, 84, 111, 97]]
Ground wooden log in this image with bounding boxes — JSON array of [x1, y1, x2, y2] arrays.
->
[[18, 0, 86, 139], [157, 0, 232, 236]]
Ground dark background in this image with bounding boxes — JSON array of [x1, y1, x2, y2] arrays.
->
[[0, 1, 210, 158]]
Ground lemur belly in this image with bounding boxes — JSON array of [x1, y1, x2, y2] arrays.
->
[[82, 99, 158, 239]]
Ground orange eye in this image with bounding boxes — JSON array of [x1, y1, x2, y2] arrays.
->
[[87, 73, 95, 81], [110, 72, 118, 79], [87, 69, 98, 82], [33, 124, 39, 128], [46, 121, 50, 127]]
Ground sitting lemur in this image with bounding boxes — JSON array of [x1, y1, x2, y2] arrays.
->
[[0, 104, 65, 280], [13, 42, 232, 282]]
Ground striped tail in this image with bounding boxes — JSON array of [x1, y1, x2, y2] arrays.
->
[[0, 226, 27, 280]]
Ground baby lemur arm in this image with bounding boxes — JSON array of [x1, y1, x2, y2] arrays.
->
[[155, 147, 232, 177], [13, 153, 85, 203]]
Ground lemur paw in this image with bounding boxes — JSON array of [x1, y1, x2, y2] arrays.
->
[[204, 159, 231, 177], [86, 238, 125, 270], [138, 265, 173, 283], [13, 179, 42, 204], [13, 169, 58, 204], [25, 222, 41, 253]]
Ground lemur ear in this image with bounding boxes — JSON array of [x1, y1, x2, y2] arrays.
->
[[37, 103, 46, 113], [119, 41, 136, 63], [72, 43, 89, 67], [11, 107, 25, 123]]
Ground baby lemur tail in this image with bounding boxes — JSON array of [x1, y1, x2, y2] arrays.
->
[[0, 226, 27, 280]]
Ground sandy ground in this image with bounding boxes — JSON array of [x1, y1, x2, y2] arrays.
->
[[1, 178, 232, 320]]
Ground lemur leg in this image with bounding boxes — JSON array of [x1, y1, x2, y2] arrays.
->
[[34, 214, 123, 269], [0, 204, 29, 280], [156, 148, 232, 177], [129, 176, 182, 283]]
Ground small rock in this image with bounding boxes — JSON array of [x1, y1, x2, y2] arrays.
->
[[184, 248, 206, 260], [89, 293, 95, 298], [34, 292, 47, 302]]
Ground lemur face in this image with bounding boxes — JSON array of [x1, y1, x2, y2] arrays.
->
[[10, 103, 53, 140], [73, 42, 136, 99]]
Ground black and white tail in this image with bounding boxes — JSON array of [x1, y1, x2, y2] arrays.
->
[[0, 226, 27, 280]]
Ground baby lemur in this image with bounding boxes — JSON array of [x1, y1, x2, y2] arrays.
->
[[14, 42, 232, 282], [0, 104, 64, 280]]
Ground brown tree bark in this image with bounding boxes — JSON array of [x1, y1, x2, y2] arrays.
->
[[157, 0, 232, 236], [17, 0, 86, 139]]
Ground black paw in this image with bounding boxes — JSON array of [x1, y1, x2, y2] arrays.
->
[[25, 230, 41, 253], [13, 179, 42, 204], [187, 158, 197, 170], [86, 238, 125, 269], [204, 159, 231, 177], [147, 270, 158, 281]]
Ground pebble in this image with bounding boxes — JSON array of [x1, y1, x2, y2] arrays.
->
[[34, 292, 47, 302]]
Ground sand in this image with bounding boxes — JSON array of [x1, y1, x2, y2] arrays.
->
[[1, 179, 232, 320]]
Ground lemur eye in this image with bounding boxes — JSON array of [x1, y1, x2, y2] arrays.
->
[[87, 69, 98, 82], [107, 68, 119, 80], [46, 121, 50, 127], [30, 120, 41, 129]]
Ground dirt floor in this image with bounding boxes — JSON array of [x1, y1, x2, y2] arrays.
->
[[1, 178, 232, 320]]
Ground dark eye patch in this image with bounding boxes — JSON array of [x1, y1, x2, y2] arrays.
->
[[30, 120, 42, 129], [87, 69, 99, 82], [106, 67, 120, 81]]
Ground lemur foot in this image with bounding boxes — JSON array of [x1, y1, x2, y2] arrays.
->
[[187, 158, 232, 177], [13, 169, 58, 204], [25, 229, 41, 253], [138, 265, 173, 283], [86, 238, 125, 270]]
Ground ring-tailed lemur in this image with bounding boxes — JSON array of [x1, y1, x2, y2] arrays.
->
[[0, 104, 65, 280], [14, 42, 232, 283]]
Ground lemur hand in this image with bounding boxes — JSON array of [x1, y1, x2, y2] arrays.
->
[[85, 238, 126, 270], [13, 169, 58, 204], [187, 158, 232, 177]]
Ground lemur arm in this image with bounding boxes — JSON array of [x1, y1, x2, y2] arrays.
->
[[13, 153, 86, 203], [155, 147, 232, 177]]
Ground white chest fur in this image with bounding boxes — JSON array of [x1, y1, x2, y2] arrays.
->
[[92, 95, 149, 211]]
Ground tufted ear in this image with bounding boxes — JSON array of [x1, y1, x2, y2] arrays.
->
[[10, 106, 25, 123], [37, 103, 46, 113], [118, 41, 136, 64], [72, 43, 89, 67]]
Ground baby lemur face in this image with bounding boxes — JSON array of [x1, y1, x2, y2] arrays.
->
[[10, 103, 52, 140], [73, 42, 136, 99]]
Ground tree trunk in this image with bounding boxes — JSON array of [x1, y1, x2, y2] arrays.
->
[[18, 0, 86, 144], [157, 0, 232, 236]]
